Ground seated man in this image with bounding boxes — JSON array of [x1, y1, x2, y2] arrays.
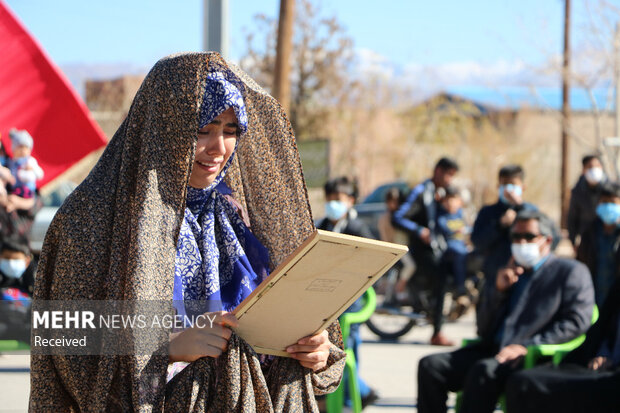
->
[[505, 278, 620, 413], [417, 210, 594, 413], [577, 181, 620, 306]]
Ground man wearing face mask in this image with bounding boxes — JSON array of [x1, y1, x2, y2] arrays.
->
[[471, 165, 538, 317], [568, 155, 607, 249], [0, 236, 36, 342], [317, 176, 374, 239], [0, 235, 35, 295], [417, 210, 594, 413], [316, 176, 378, 408], [577, 181, 620, 306]]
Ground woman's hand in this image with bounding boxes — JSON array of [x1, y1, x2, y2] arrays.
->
[[168, 311, 238, 363], [286, 329, 332, 371]]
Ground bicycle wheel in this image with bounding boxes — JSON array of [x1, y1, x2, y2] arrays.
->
[[366, 267, 419, 339], [366, 310, 417, 340]]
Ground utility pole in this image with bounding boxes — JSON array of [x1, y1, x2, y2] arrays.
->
[[273, 0, 295, 115], [203, 0, 229, 59], [560, 0, 571, 229]]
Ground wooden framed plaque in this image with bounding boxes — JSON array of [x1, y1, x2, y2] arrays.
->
[[233, 229, 408, 356]]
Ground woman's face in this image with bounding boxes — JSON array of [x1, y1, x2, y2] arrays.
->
[[189, 107, 239, 189]]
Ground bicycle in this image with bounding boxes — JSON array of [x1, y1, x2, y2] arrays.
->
[[366, 252, 483, 340]]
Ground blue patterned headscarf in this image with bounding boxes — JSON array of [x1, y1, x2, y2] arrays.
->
[[173, 71, 269, 317]]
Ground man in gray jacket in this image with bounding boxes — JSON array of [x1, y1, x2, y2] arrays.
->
[[417, 210, 594, 413]]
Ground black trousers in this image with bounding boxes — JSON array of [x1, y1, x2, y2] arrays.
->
[[505, 364, 620, 413], [417, 343, 520, 413], [411, 248, 447, 335]]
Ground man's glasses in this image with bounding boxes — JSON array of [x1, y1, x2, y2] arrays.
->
[[510, 232, 540, 241]]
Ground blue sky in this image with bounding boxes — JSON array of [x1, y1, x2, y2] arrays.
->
[[5, 0, 568, 66], [4, 0, 617, 108]]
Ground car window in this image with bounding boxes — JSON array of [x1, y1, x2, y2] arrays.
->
[[362, 182, 409, 204]]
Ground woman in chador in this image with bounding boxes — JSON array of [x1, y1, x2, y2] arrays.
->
[[29, 52, 345, 412]]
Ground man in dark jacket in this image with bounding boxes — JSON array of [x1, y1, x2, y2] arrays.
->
[[316, 176, 374, 239], [0, 235, 36, 294], [471, 165, 538, 298], [417, 210, 594, 413], [0, 235, 36, 342], [392, 157, 459, 346], [568, 154, 607, 249], [316, 176, 378, 407], [505, 279, 620, 413], [576, 181, 620, 306]]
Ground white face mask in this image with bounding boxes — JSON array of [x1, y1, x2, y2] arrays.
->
[[584, 167, 604, 185], [0, 258, 27, 279], [325, 200, 349, 221], [511, 240, 544, 268]]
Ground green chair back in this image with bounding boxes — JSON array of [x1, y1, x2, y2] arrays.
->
[[325, 287, 377, 413]]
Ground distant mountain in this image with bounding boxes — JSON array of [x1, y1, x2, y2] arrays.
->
[[58, 62, 149, 98], [57, 61, 613, 112], [447, 86, 615, 112]]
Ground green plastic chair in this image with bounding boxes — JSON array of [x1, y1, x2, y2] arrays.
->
[[0, 340, 30, 352], [454, 305, 599, 412], [525, 304, 599, 367], [325, 287, 377, 413]]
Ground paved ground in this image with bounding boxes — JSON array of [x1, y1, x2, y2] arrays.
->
[[0, 352, 30, 412], [360, 311, 474, 412], [0, 311, 477, 412]]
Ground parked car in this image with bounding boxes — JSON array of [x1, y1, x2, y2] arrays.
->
[[354, 181, 410, 239], [29, 182, 77, 255]]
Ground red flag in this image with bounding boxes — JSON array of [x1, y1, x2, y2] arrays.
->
[[0, 1, 107, 188]]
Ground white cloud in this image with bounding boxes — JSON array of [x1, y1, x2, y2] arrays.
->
[[353, 48, 395, 80], [352, 47, 561, 94], [401, 59, 542, 89]]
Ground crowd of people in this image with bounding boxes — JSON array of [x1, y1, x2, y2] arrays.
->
[[321, 154, 619, 412], [0, 128, 43, 340], [315, 153, 620, 411]]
